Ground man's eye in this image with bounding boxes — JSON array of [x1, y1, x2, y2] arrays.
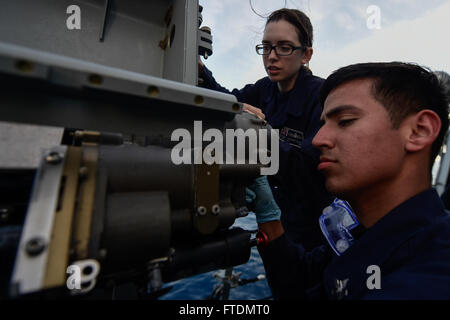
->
[[338, 119, 356, 127]]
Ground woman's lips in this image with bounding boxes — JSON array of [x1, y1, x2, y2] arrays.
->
[[267, 66, 281, 76]]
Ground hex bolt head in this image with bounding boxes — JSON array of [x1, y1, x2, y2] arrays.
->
[[45, 152, 62, 164], [25, 237, 46, 256], [99, 249, 107, 259], [78, 166, 89, 180], [197, 206, 207, 216], [211, 204, 220, 215], [0, 208, 9, 222]]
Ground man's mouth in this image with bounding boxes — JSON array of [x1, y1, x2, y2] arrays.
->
[[318, 157, 337, 171]]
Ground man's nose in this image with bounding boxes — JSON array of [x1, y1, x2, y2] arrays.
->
[[312, 125, 333, 150]]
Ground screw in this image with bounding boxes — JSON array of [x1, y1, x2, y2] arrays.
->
[[15, 60, 33, 73], [79, 166, 89, 179], [88, 74, 103, 85], [197, 206, 207, 216], [99, 249, 107, 259], [194, 95, 204, 105], [0, 208, 9, 222], [25, 237, 46, 256], [45, 152, 62, 164], [211, 204, 220, 215], [147, 86, 159, 97]]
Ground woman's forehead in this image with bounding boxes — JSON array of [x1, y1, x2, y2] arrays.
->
[[263, 20, 300, 43]]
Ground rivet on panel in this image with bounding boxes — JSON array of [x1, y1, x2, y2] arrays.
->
[[147, 86, 159, 97]]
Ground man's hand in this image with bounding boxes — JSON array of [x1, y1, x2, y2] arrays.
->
[[243, 103, 265, 120]]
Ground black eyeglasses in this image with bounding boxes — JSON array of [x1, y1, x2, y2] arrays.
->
[[255, 44, 305, 56]]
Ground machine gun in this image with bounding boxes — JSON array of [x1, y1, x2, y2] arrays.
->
[[0, 0, 275, 299]]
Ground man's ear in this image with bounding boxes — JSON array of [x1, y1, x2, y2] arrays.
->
[[404, 110, 441, 153], [301, 47, 313, 65]]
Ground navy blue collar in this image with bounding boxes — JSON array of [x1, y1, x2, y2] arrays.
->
[[323, 188, 446, 298], [264, 67, 317, 126]]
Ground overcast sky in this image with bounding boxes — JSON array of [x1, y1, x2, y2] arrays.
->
[[199, 0, 450, 90]]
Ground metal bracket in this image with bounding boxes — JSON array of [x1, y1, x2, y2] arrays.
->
[[193, 163, 220, 234], [10, 146, 68, 296]]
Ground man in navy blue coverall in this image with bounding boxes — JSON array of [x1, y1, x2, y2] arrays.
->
[[250, 62, 450, 299]]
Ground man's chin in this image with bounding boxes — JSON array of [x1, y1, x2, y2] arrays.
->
[[325, 180, 349, 198]]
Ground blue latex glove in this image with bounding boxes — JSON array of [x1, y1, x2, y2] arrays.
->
[[245, 176, 281, 224]]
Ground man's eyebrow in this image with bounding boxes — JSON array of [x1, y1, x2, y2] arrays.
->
[[320, 105, 362, 122]]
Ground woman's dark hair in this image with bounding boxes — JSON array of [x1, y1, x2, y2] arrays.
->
[[266, 8, 313, 47]]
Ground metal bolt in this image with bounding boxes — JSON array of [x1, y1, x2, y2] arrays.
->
[[88, 74, 103, 85], [15, 60, 33, 73], [197, 206, 207, 216], [99, 249, 107, 259], [0, 208, 9, 222], [79, 166, 89, 179], [45, 152, 62, 164], [194, 95, 204, 105], [147, 86, 159, 97], [25, 237, 46, 256], [211, 204, 220, 215]]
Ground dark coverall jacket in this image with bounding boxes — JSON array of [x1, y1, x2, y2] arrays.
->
[[258, 188, 450, 299], [200, 66, 333, 249]]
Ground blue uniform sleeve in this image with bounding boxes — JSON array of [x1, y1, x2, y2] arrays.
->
[[258, 233, 332, 299], [199, 65, 264, 108]]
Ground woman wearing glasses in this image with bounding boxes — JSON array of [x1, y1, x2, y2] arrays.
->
[[199, 8, 332, 250]]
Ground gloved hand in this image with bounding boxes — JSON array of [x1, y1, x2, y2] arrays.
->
[[245, 176, 281, 224]]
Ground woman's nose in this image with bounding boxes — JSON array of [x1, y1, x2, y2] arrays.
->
[[268, 47, 278, 60]]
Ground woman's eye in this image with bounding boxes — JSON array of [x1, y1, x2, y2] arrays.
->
[[338, 119, 356, 127], [279, 46, 291, 53]]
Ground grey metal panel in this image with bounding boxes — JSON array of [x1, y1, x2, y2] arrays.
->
[[0, 0, 198, 82], [10, 146, 67, 295], [0, 42, 240, 113], [184, 0, 200, 85], [163, 0, 198, 85], [0, 122, 63, 168]]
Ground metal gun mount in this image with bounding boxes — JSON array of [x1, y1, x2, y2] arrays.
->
[[0, 0, 272, 299]]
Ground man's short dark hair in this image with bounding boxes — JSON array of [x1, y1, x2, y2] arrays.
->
[[319, 62, 449, 169]]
